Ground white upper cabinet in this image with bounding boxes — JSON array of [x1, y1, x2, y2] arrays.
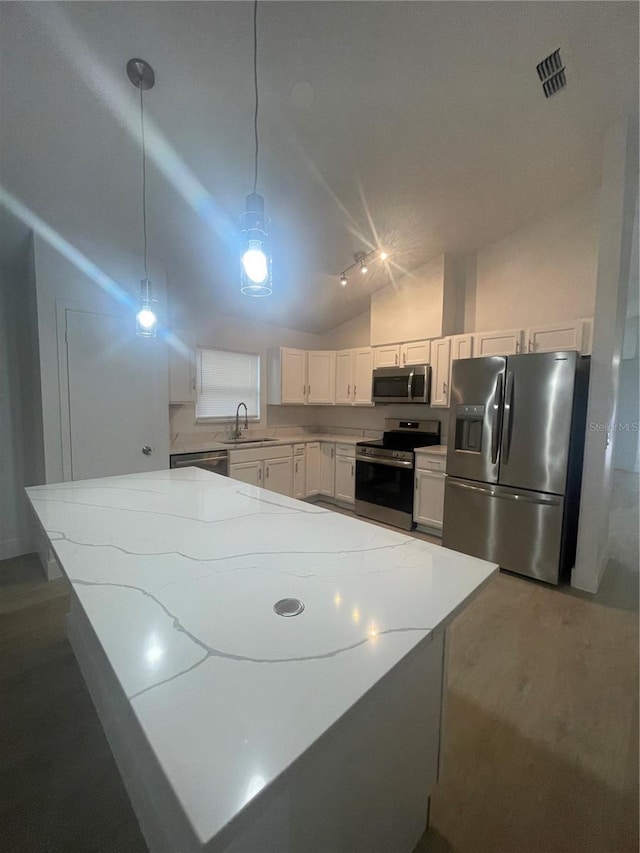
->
[[430, 338, 451, 407], [472, 329, 524, 357], [450, 333, 473, 362], [268, 347, 307, 405], [353, 348, 374, 405], [335, 348, 374, 406], [524, 320, 586, 354], [335, 350, 353, 406], [307, 351, 336, 405], [169, 333, 196, 404], [373, 345, 401, 368], [401, 340, 431, 366]]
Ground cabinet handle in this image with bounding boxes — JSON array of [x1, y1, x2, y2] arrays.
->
[[351, 463, 354, 476], [266, 466, 269, 479], [403, 352, 406, 364], [353, 384, 356, 397], [516, 341, 520, 353], [295, 462, 298, 473], [442, 381, 447, 394], [191, 377, 196, 391], [347, 384, 350, 397], [331, 447, 334, 458], [258, 468, 262, 481], [308, 384, 311, 397], [528, 339, 533, 352], [415, 478, 418, 490], [395, 353, 398, 365]]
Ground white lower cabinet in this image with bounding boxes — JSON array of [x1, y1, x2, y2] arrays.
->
[[305, 443, 321, 497], [334, 444, 356, 504], [413, 454, 446, 534], [319, 443, 335, 497], [229, 446, 293, 497], [293, 446, 306, 499], [229, 460, 263, 488]]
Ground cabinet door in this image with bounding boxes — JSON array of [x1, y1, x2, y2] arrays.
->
[[293, 454, 306, 499], [305, 443, 321, 496], [229, 460, 262, 487], [373, 345, 400, 368], [335, 350, 354, 406], [431, 338, 451, 407], [319, 443, 335, 497], [450, 334, 473, 362], [264, 456, 293, 497], [353, 348, 374, 405], [334, 455, 355, 504], [401, 340, 431, 366], [307, 351, 336, 405], [169, 334, 196, 403], [413, 470, 445, 532], [525, 321, 585, 354], [281, 348, 307, 404], [472, 329, 523, 357]]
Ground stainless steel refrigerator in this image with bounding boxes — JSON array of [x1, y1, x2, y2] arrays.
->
[[442, 351, 589, 585]]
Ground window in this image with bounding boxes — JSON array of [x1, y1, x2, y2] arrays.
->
[[196, 348, 260, 420]]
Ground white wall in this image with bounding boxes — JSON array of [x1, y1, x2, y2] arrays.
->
[[320, 309, 371, 350], [32, 234, 169, 484], [0, 239, 45, 558], [573, 122, 638, 594], [472, 192, 599, 332], [169, 312, 322, 441]]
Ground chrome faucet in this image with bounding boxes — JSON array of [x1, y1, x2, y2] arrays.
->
[[233, 402, 249, 439]]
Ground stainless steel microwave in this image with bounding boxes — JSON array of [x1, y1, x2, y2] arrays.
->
[[371, 365, 431, 404]]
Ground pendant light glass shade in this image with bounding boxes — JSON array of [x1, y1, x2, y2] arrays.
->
[[240, 192, 272, 297], [136, 278, 157, 337]]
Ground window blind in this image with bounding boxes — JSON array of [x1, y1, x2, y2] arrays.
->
[[196, 348, 260, 420]]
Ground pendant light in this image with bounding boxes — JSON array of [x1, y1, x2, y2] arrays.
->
[[240, 0, 272, 297], [127, 58, 158, 336]]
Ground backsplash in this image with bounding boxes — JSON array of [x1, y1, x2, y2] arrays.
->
[[170, 402, 448, 446]]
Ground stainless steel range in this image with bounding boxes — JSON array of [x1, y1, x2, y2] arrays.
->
[[355, 419, 441, 530]]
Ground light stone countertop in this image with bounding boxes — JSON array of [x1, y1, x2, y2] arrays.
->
[[414, 444, 448, 456], [170, 433, 368, 455], [26, 468, 496, 849]]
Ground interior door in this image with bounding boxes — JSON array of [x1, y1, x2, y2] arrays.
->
[[499, 351, 577, 494], [66, 309, 168, 481]]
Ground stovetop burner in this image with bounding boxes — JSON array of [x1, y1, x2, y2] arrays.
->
[[357, 418, 440, 454]]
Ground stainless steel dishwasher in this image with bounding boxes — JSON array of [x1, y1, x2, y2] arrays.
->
[[169, 450, 229, 476]]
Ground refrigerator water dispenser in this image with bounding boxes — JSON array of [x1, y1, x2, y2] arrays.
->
[[454, 405, 485, 452]]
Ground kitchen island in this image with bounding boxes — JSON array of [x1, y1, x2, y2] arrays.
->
[[26, 468, 497, 853]]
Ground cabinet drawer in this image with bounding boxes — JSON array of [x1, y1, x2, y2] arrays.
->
[[416, 455, 446, 472], [336, 444, 356, 458]]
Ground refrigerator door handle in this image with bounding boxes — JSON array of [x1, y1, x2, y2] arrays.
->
[[491, 373, 503, 464], [448, 479, 562, 506], [502, 371, 514, 465]]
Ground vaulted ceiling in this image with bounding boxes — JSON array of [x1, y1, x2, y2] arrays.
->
[[0, 2, 637, 332]]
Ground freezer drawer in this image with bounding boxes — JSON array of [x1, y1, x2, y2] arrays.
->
[[442, 477, 565, 585]]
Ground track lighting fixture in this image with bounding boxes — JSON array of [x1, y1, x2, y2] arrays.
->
[[128, 58, 158, 337], [338, 247, 390, 288]]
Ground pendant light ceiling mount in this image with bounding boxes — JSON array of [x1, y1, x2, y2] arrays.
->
[[126, 58, 155, 91]]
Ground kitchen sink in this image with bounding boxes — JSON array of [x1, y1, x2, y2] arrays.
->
[[224, 437, 279, 445]]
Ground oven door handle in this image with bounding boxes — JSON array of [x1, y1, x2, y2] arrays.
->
[[356, 453, 414, 469]]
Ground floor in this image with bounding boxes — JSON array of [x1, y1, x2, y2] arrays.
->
[[1, 471, 637, 853]]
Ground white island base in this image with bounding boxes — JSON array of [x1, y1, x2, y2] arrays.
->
[[27, 468, 496, 853]]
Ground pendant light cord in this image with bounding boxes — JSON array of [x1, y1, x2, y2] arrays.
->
[[253, 0, 259, 195], [139, 82, 149, 281]]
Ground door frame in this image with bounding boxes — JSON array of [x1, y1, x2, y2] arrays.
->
[[56, 299, 166, 482]]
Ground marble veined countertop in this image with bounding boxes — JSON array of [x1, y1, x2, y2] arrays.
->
[[26, 468, 496, 848], [170, 433, 367, 455], [414, 444, 448, 456]]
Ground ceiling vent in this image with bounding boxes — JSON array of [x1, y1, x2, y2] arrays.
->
[[536, 48, 566, 98]]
